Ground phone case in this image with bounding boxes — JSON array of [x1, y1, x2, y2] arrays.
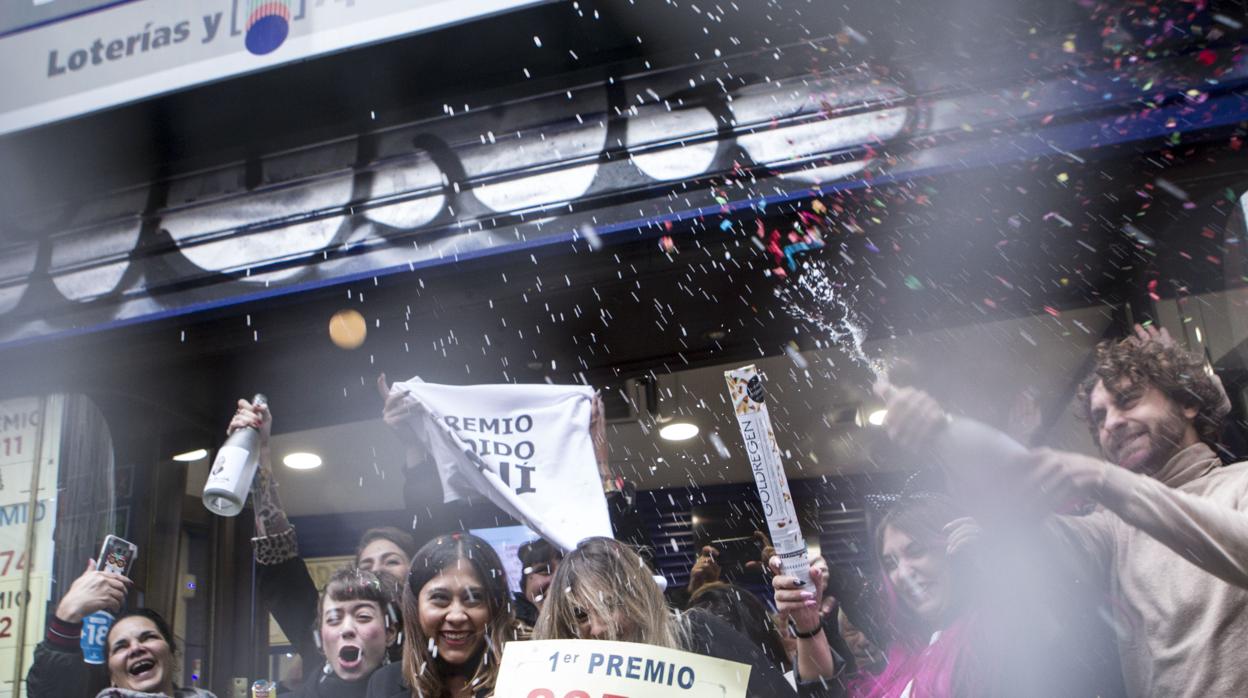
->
[[98, 535, 138, 576]]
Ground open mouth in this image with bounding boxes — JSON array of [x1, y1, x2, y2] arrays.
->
[[441, 630, 472, 647], [338, 645, 362, 666], [128, 658, 156, 676]]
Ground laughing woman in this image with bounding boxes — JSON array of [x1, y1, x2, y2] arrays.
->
[[366, 533, 525, 698], [776, 495, 979, 698], [26, 561, 215, 698], [98, 610, 214, 698]]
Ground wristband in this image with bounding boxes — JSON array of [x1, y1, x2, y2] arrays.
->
[[793, 623, 823, 639]]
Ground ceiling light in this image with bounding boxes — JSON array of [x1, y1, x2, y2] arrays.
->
[[659, 421, 699, 441], [867, 409, 887, 426], [283, 452, 323, 470], [172, 448, 208, 462]]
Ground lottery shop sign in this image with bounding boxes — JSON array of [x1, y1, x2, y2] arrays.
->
[[494, 639, 750, 698]]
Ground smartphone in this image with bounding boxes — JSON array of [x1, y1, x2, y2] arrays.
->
[[96, 535, 138, 576]]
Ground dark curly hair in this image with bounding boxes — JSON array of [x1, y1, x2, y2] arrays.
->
[[1078, 333, 1228, 446]]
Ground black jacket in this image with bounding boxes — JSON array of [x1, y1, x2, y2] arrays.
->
[[26, 616, 108, 698], [289, 666, 372, 698], [364, 663, 491, 698], [259, 556, 323, 671], [683, 608, 798, 698]]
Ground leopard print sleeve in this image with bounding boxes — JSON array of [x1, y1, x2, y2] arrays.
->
[[252, 460, 299, 566]]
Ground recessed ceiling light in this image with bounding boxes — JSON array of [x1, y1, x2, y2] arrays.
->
[[867, 409, 887, 426], [172, 448, 208, 462], [659, 422, 699, 441], [283, 452, 323, 470]]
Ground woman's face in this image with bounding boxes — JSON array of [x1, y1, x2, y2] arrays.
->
[[106, 616, 175, 695], [321, 597, 393, 682], [880, 524, 951, 624], [418, 560, 491, 666], [358, 538, 410, 582], [572, 593, 634, 641]]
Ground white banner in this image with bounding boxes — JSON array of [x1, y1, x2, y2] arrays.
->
[[393, 378, 611, 552], [0, 0, 548, 136]]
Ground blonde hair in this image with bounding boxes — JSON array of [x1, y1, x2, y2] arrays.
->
[[534, 537, 686, 650]]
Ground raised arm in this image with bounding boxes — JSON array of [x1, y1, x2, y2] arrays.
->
[[1026, 447, 1248, 589], [27, 560, 130, 697], [773, 556, 839, 683], [878, 382, 1248, 589], [228, 399, 321, 672], [377, 373, 432, 469], [229, 399, 298, 564]]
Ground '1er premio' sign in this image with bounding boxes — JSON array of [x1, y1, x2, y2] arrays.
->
[[494, 639, 750, 698]]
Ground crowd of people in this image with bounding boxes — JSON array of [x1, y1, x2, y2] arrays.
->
[[24, 325, 1248, 697]]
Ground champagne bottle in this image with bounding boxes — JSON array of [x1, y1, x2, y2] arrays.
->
[[876, 379, 1028, 477], [203, 394, 267, 517], [936, 415, 1029, 469]]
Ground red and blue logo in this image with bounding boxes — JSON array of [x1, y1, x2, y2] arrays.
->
[[244, 1, 292, 56]]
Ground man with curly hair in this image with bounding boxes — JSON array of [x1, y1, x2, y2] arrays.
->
[[880, 324, 1246, 697], [1079, 325, 1230, 475]]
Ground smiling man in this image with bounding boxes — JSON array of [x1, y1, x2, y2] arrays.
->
[[882, 325, 1247, 697]]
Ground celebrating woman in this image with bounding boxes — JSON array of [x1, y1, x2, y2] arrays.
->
[[366, 533, 524, 698], [294, 567, 402, 697], [229, 398, 418, 677], [775, 495, 979, 698], [27, 562, 216, 698], [535, 537, 797, 697]]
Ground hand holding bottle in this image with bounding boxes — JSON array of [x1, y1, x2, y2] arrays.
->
[[228, 398, 271, 445], [874, 375, 950, 452], [203, 393, 268, 517]]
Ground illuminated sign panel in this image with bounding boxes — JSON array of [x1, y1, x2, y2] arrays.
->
[[0, 0, 548, 135]]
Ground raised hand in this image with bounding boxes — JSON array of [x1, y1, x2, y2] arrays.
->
[[377, 373, 429, 448], [55, 559, 131, 623], [771, 555, 829, 637], [228, 398, 271, 446], [1019, 447, 1111, 511], [874, 376, 949, 452], [943, 516, 983, 557], [687, 545, 722, 594]]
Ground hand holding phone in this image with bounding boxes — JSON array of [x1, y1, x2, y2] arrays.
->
[[96, 535, 138, 576], [55, 555, 132, 624]]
